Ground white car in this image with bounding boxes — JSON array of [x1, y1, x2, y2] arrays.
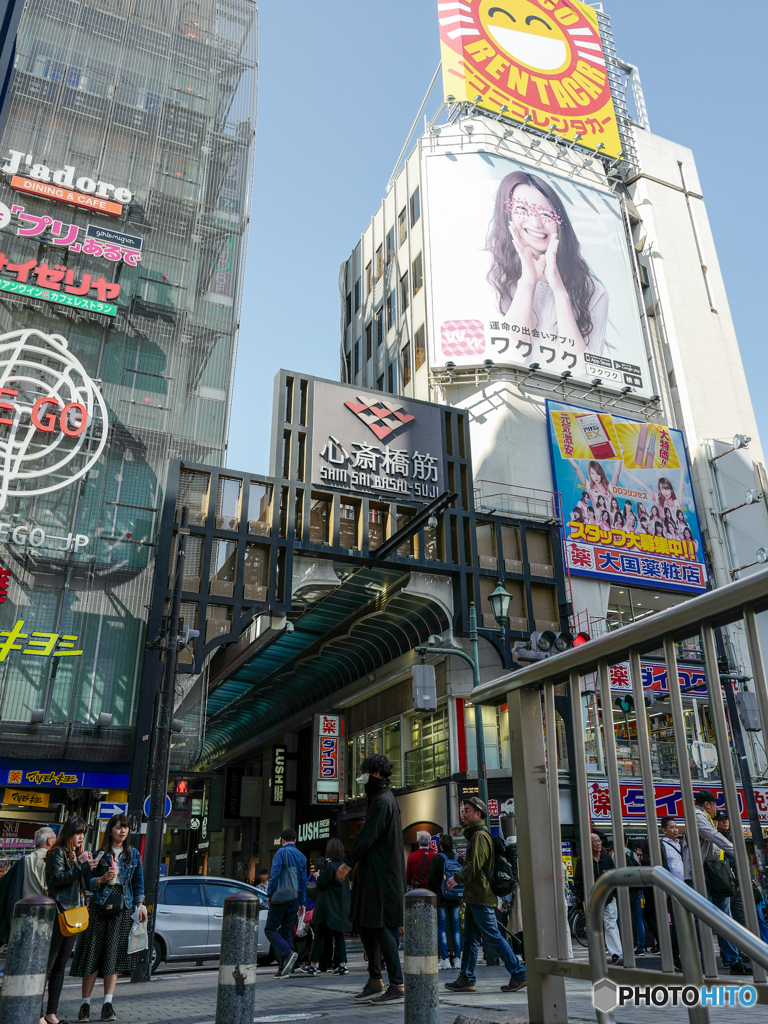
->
[[151, 875, 272, 972]]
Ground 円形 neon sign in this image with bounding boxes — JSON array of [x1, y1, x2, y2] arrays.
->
[[0, 328, 108, 509]]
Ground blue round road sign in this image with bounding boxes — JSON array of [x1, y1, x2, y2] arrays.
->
[[144, 794, 172, 818]]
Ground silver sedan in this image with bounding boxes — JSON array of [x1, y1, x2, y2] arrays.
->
[[151, 876, 272, 971]]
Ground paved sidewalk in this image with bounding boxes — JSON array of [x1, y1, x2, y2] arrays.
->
[[50, 956, 767, 1024]]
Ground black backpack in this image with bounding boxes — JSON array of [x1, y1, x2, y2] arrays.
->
[[487, 833, 518, 899]]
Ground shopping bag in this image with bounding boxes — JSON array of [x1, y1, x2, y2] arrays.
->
[[295, 907, 308, 938], [128, 907, 148, 954]]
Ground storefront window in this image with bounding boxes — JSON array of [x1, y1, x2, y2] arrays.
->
[[384, 720, 402, 787], [406, 707, 449, 784], [349, 720, 402, 797], [465, 704, 501, 771]]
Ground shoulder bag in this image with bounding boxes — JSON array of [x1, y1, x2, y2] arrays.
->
[[57, 868, 89, 937]]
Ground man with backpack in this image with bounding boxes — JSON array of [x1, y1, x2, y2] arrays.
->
[[444, 796, 526, 994], [266, 828, 307, 978], [427, 833, 463, 969]]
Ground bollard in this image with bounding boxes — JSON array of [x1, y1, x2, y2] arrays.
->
[[0, 895, 57, 1024], [215, 890, 260, 1024], [404, 888, 438, 1024]]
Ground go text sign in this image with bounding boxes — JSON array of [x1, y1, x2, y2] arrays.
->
[[0, 329, 108, 509], [438, 0, 621, 156]]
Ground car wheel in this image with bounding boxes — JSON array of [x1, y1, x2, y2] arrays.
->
[[258, 950, 276, 966], [150, 937, 164, 975]]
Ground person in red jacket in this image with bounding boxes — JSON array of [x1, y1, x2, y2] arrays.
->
[[406, 831, 435, 889]]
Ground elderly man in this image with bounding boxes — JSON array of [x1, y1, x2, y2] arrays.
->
[[406, 831, 435, 890], [0, 826, 56, 943], [22, 826, 56, 898], [574, 833, 622, 963]]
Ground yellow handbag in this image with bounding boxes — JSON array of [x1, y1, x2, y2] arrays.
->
[[58, 905, 90, 937]]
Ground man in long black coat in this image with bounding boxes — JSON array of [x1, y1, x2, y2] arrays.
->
[[337, 753, 406, 1005]]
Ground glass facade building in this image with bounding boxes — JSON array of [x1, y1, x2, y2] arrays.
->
[[0, 0, 256, 764]]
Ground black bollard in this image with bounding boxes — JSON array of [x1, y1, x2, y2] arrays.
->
[[0, 895, 57, 1024], [215, 891, 260, 1024], [404, 888, 438, 1024]]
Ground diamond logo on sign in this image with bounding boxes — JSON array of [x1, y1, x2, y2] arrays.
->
[[344, 396, 415, 443], [0, 329, 107, 510]]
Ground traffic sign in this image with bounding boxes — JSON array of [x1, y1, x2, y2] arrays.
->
[[98, 801, 127, 820], [190, 817, 200, 831], [144, 794, 172, 818]]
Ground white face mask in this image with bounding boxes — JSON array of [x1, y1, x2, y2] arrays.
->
[[356, 773, 369, 785]]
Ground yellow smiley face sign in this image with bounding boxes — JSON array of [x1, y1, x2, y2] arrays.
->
[[438, 0, 622, 157]]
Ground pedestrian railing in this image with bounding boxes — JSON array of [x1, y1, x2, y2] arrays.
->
[[471, 567, 768, 1023], [587, 866, 768, 1024]]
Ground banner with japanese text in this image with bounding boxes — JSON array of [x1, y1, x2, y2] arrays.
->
[[437, 0, 621, 156], [588, 781, 768, 825], [547, 399, 708, 593], [422, 151, 650, 391]]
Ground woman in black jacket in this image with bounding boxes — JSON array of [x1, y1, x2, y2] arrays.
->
[[43, 816, 94, 1024], [299, 838, 351, 976]]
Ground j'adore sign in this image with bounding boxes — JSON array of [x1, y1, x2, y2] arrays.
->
[[3, 150, 133, 216], [0, 328, 108, 509]]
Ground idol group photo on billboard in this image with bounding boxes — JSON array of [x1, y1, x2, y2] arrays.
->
[[547, 400, 708, 593]]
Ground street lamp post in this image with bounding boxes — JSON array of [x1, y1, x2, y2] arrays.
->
[[415, 586, 512, 810]]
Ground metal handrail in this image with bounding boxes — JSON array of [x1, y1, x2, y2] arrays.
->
[[471, 566, 768, 703], [587, 866, 768, 1024]]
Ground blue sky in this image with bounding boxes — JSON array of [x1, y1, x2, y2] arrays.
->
[[227, 1, 767, 473]]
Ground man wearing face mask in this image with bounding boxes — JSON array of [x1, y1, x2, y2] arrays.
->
[[336, 754, 406, 1005]]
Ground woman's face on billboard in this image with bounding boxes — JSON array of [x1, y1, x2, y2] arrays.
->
[[507, 183, 559, 253]]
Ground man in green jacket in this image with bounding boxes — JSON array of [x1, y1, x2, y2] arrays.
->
[[445, 796, 526, 994]]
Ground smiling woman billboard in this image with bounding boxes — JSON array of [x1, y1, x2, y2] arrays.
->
[[422, 150, 651, 393]]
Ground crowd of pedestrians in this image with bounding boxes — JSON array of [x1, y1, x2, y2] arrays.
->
[[573, 789, 768, 973], [0, 813, 145, 1024]]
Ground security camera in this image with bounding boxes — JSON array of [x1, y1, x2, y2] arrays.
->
[[426, 634, 442, 647], [427, 515, 438, 530]]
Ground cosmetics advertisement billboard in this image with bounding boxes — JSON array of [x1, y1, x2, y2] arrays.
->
[[547, 399, 708, 593]]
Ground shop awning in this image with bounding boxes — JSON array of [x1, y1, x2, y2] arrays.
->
[[199, 564, 452, 765]]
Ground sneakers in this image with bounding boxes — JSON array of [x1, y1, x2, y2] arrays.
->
[[100, 1004, 116, 1022], [332, 964, 349, 975], [437, 958, 451, 970], [610, 954, 623, 966], [78, 1004, 90, 1022], [354, 978, 385, 1002], [445, 975, 476, 992], [371, 984, 404, 1004], [277, 952, 298, 978], [500, 975, 527, 993], [298, 963, 317, 976]]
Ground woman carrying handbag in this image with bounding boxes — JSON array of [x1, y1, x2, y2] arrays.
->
[[70, 814, 146, 1022], [43, 816, 94, 1024]]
